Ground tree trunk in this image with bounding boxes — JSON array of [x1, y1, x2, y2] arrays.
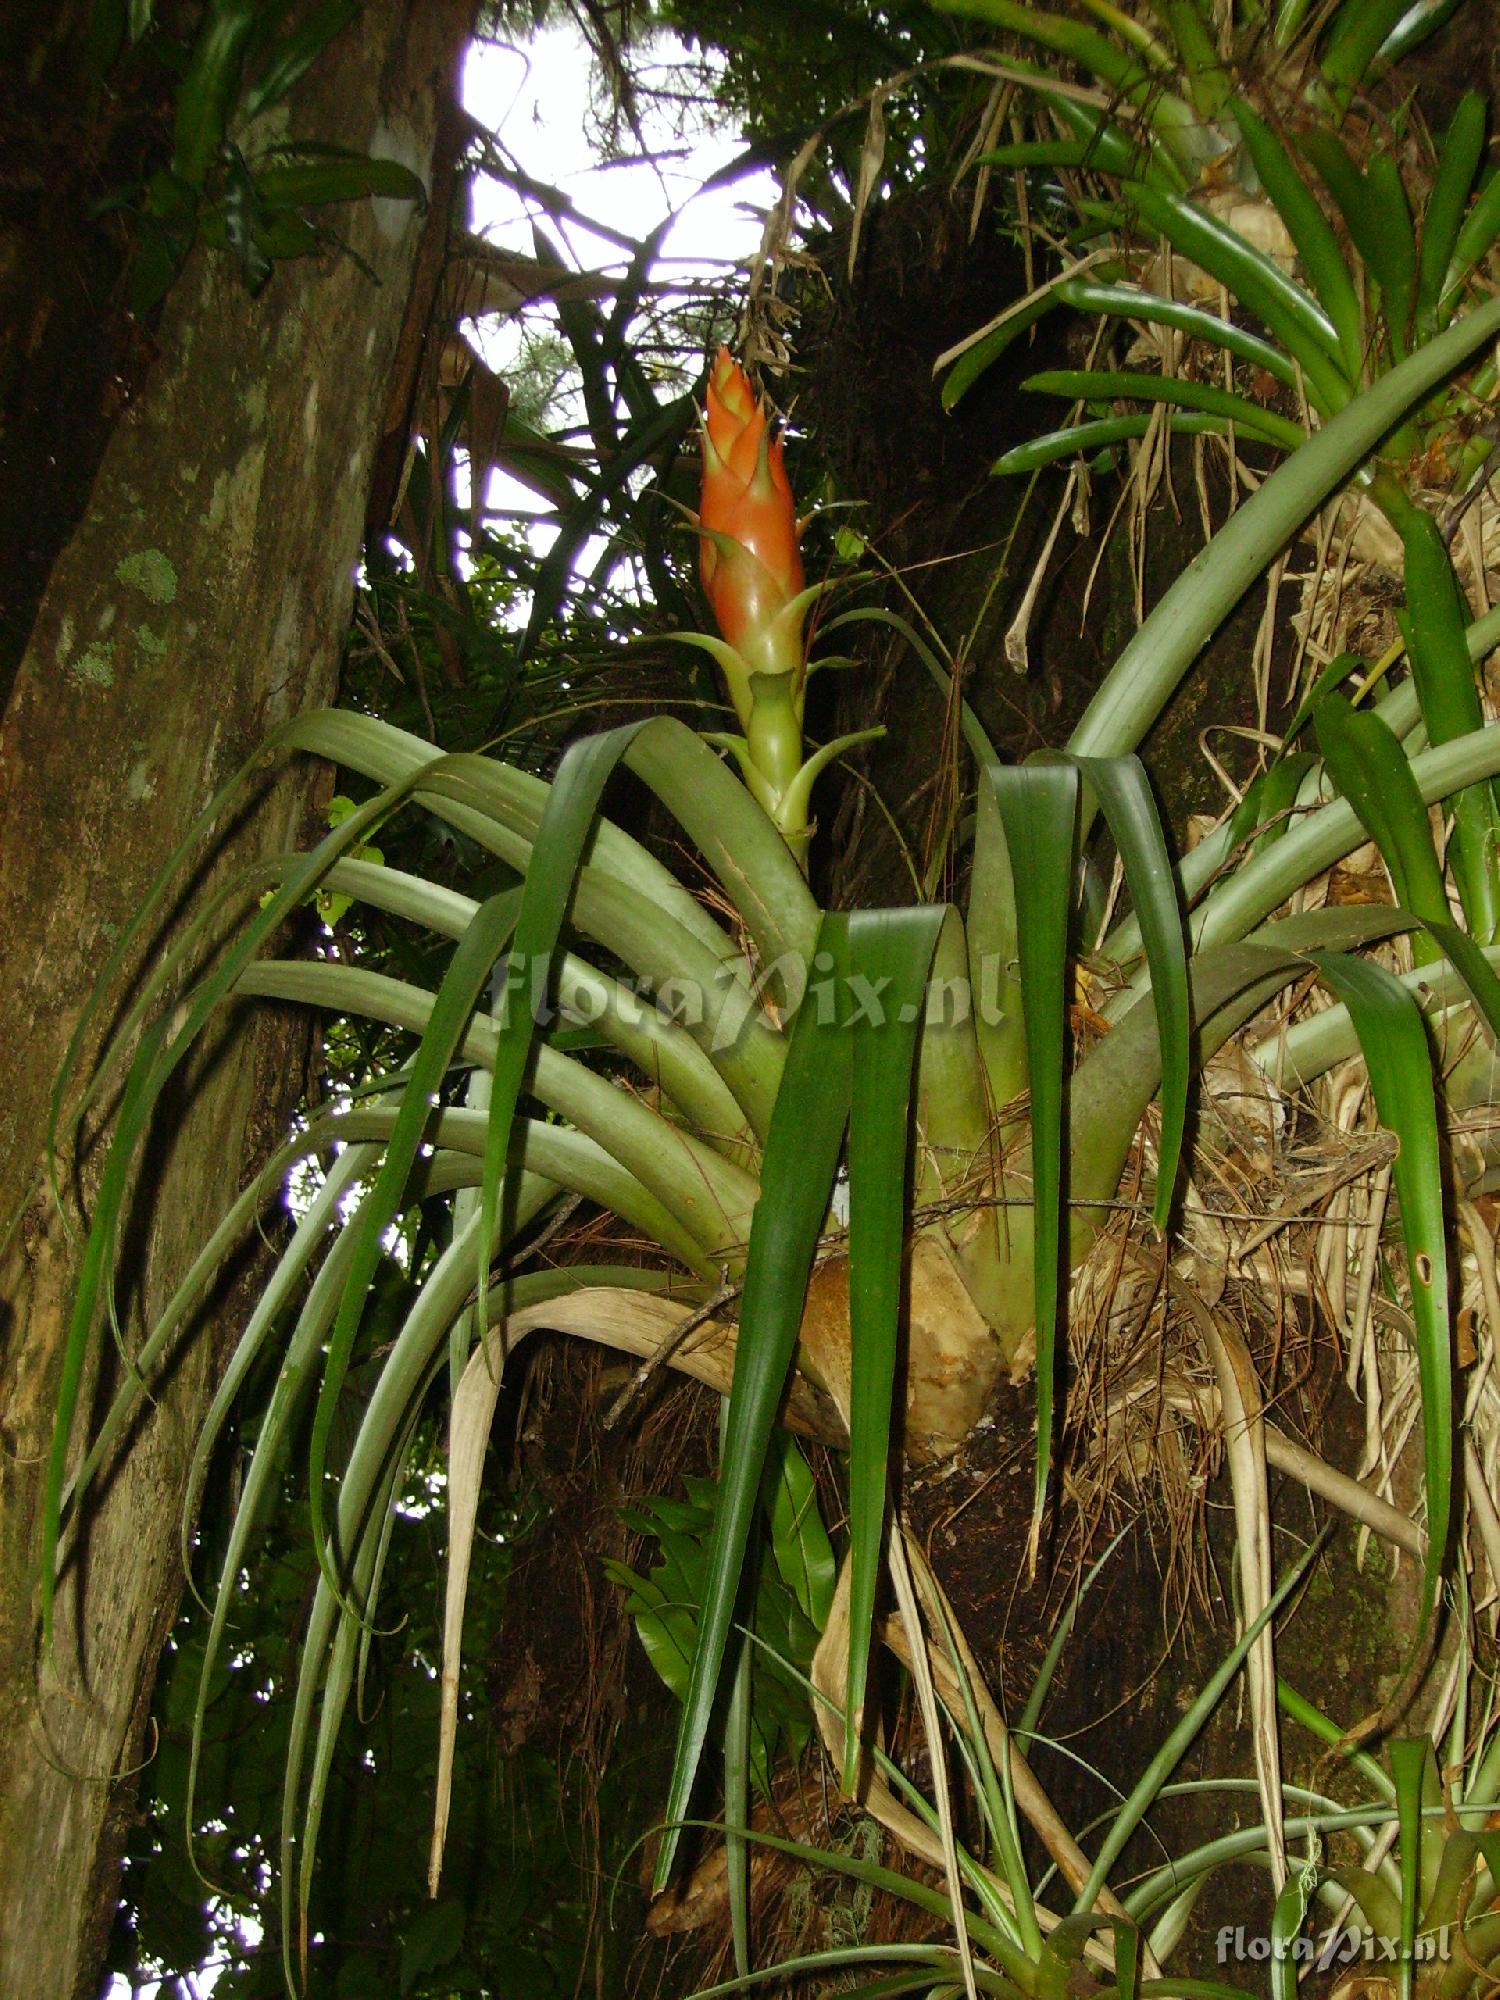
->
[[0, 6, 473, 1993]]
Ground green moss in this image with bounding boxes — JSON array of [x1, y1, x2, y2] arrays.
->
[[1361, 1538, 1391, 1583], [136, 624, 168, 657], [115, 549, 178, 606], [70, 640, 116, 688]]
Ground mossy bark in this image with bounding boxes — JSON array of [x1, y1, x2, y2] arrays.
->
[[0, 5, 473, 1993]]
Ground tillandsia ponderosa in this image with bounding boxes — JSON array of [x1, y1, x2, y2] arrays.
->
[[43, 276, 1500, 1984]]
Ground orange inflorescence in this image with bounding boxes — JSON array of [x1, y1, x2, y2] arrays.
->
[[699, 349, 805, 670]]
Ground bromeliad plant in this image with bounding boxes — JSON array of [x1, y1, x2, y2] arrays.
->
[[938, 0, 1500, 486], [1116, 1657, 1500, 2000], [43, 285, 1500, 1991], [698, 1529, 1500, 2000], [93, 0, 429, 312], [937, 0, 1500, 942]]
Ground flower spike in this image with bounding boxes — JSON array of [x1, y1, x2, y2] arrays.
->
[[699, 349, 806, 680], [693, 349, 875, 867]]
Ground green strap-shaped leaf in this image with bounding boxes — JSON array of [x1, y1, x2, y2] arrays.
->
[[1022, 366, 1309, 450], [933, 0, 1183, 119], [1282, 651, 1366, 745], [1444, 164, 1500, 312], [945, 0, 1208, 177], [914, 1561, 1040, 1955], [284, 713, 806, 1131], [234, 961, 756, 1269], [1273, 0, 1321, 49], [1305, 952, 1451, 1623], [41, 1009, 170, 1644], [967, 763, 1027, 1114], [252, 156, 428, 209], [655, 912, 852, 1890], [1314, 691, 1448, 963], [1074, 1528, 1331, 1915], [783, 1975, 959, 1998], [992, 410, 1219, 476], [1327, 1861, 1403, 1943], [1077, 755, 1189, 1225], [1116, 182, 1351, 407], [1057, 276, 1304, 387], [978, 139, 1137, 171], [40, 782, 399, 1645], [1157, 0, 1230, 118], [1426, 1824, 1500, 1928], [1017, 1524, 1132, 1745], [1417, 92, 1488, 333], [625, 715, 823, 969], [1300, 131, 1415, 357], [171, 0, 258, 186], [1113, 1913, 1142, 2000], [1042, 86, 1180, 185], [1369, 154, 1419, 357], [282, 708, 755, 976], [1230, 96, 1363, 384], [1184, 729, 1500, 973], [1298, 127, 1376, 261], [1275, 1679, 1395, 1799], [181, 1138, 377, 1579], [1373, 0, 1466, 67], [723, 1402, 754, 1981], [1040, 88, 1184, 189], [306, 888, 520, 1591], [58, 1104, 368, 1536], [283, 1248, 652, 1960], [292, 1401, 423, 1990], [188, 1164, 373, 1883], [238, 0, 359, 123], [1320, 0, 1411, 90], [1225, 751, 1319, 857], [1389, 1736, 1427, 1998], [1398, 507, 1500, 943], [479, 725, 653, 1340], [1409, 1735, 1445, 1913], [843, 904, 946, 1784], [983, 751, 1184, 1547], [1271, 1868, 1314, 2000], [987, 759, 1079, 1553], [1411, 909, 1500, 1048], [1071, 910, 1434, 1228], [1074, 0, 1172, 68], [1067, 287, 1500, 763], [940, 286, 1073, 409]]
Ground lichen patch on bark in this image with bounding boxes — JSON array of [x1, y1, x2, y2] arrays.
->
[[114, 549, 177, 605]]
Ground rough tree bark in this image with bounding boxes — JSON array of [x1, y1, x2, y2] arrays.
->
[[0, 5, 474, 1992]]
